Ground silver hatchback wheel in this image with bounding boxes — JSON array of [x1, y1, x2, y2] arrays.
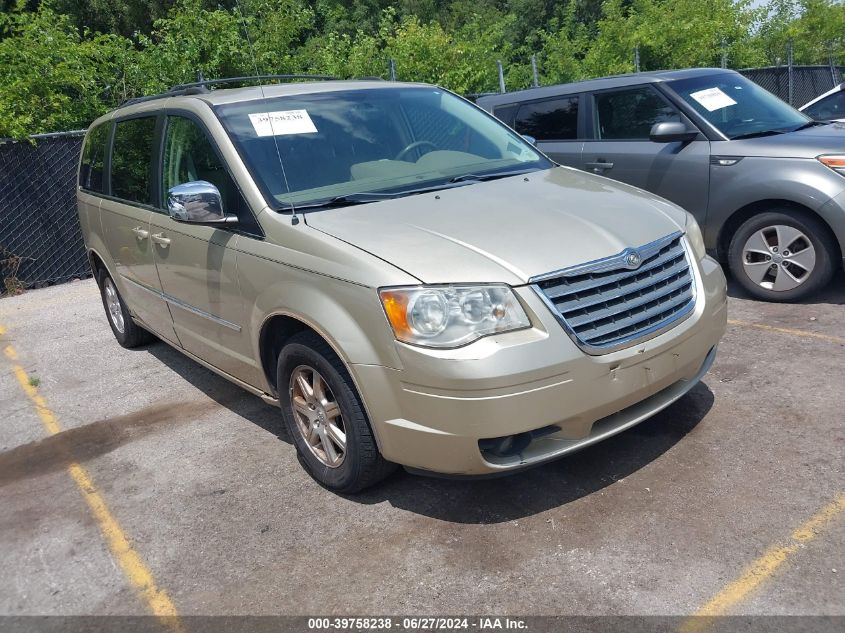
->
[[289, 365, 346, 468], [103, 277, 125, 333], [741, 224, 816, 292]]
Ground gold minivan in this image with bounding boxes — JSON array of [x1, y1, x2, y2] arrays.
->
[[77, 78, 727, 492]]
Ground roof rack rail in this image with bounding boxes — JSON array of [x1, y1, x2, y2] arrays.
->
[[169, 74, 336, 91], [120, 74, 338, 107]]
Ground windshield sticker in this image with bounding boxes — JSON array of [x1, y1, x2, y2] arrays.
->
[[689, 87, 737, 112], [248, 110, 317, 136]]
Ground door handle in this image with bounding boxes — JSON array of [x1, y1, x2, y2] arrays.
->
[[132, 226, 149, 241], [585, 161, 614, 173], [150, 233, 171, 247]]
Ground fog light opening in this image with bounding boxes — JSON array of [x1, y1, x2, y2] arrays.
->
[[479, 432, 532, 458]]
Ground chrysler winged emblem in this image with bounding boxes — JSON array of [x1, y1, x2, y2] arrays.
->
[[625, 251, 642, 269]]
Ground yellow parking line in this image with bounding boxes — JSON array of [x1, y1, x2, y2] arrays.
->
[[678, 492, 845, 633], [728, 319, 845, 345], [2, 333, 182, 632]]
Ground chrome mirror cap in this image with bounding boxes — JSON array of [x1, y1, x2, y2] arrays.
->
[[166, 181, 237, 225]]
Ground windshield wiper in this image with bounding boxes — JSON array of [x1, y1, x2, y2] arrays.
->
[[790, 120, 829, 132], [730, 129, 789, 140], [277, 170, 538, 213], [278, 192, 394, 212], [449, 169, 535, 184]]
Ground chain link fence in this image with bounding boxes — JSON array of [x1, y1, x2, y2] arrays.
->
[[0, 131, 89, 293], [740, 65, 843, 108]]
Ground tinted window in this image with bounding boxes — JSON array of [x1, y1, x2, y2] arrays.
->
[[595, 87, 679, 139], [514, 97, 579, 140], [805, 90, 845, 121], [79, 123, 109, 192], [111, 117, 157, 204], [162, 116, 252, 223], [493, 104, 519, 127]]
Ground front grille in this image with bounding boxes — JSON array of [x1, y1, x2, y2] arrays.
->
[[532, 232, 695, 353]]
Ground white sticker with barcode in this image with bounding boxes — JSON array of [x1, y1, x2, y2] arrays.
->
[[248, 110, 317, 136], [689, 87, 737, 112]]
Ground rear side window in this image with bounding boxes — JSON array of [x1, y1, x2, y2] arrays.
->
[[111, 117, 157, 205], [594, 87, 679, 139], [514, 96, 579, 140], [492, 104, 519, 128], [79, 124, 109, 192]]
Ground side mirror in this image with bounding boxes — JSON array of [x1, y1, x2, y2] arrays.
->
[[167, 181, 237, 225], [521, 134, 537, 146], [649, 122, 698, 143]]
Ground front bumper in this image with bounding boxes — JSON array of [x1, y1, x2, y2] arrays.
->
[[352, 256, 727, 476]]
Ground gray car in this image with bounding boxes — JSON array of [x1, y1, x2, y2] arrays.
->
[[478, 68, 845, 301]]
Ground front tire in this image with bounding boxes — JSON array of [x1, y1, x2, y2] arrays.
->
[[96, 269, 155, 348], [277, 331, 396, 493], [728, 210, 837, 302]]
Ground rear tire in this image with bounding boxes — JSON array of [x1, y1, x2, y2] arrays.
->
[[96, 269, 155, 348], [277, 331, 396, 493], [728, 210, 837, 302]]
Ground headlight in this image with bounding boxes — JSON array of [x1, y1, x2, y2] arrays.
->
[[685, 213, 706, 260], [379, 285, 530, 348], [817, 154, 845, 176]]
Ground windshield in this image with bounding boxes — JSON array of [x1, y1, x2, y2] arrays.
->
[[215, 87, 552, 210], [667, 73, 811, 140]]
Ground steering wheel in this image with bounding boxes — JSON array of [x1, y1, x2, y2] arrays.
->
[[395, 140, 438, 162]]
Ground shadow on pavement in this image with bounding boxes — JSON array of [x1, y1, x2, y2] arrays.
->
[[145, 342, 292, 445], [144, 339, 714, 524]]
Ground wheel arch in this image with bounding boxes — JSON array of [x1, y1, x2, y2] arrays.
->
[[257, 311, 388, 452], [87, 247, 111, 282]]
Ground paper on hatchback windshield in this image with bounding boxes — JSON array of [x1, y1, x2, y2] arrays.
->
[[248, 110, 318, 136], [689, 87, 737, 112]]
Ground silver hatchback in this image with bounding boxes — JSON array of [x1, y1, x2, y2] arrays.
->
[[479, 68, 845, 302]]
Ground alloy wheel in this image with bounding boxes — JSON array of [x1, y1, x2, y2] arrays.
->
[[103, 278, 125, 333], [741, 224, 816, 292], [289, 365, 347, 468]]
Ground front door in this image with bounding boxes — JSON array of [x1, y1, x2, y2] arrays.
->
[[581, 85, 711, 223], [101, 115, 177, 343], [150, 114, 262, 386]]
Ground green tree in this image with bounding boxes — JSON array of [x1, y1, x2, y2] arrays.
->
[[0, 4, 133, 137]]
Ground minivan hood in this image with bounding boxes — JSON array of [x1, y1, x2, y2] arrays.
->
[[723, 122, 845, 158], [305, 167, 687, 285]]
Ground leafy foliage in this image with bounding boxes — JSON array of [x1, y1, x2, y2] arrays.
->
[[1, 0, 845, 138]]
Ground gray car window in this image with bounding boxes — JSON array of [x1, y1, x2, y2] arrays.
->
[[111, 117, 157, 205], [79, 123, 109, 193], [514, 97, 579, 140], [594, 87, 680, 140], [805, 90, 845, 121]]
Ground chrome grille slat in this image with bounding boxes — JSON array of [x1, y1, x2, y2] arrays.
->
[[531, 232, 695, 354], [564, 273, 692, 328], [542, 245, 683, 299], [555, 257, 689, 314], [574, 287, 692, 340]]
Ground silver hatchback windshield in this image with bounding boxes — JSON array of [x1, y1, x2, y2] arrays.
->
[[215, 86, 551, 210], [668, 73, 811, 140]]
